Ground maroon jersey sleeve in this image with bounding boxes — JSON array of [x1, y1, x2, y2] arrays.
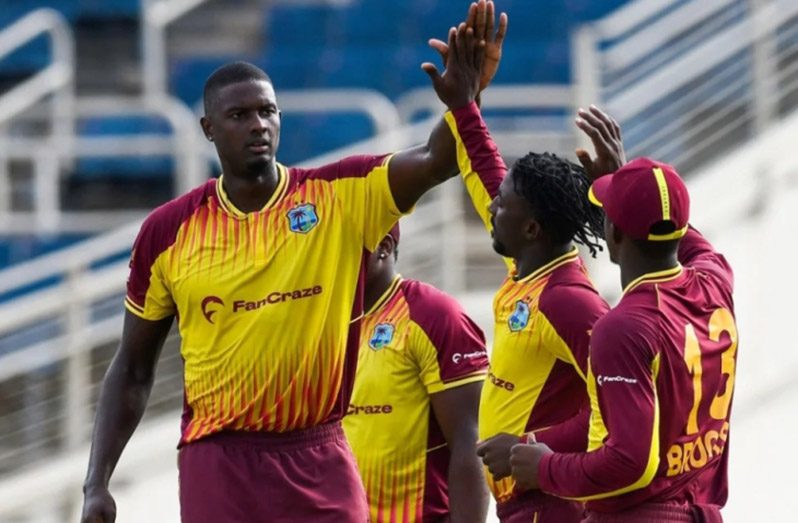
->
[[532, 281, 609, 452], [405, 280, 489, 392], [533, 408, 591, 453], [125, 182, 212, 319], [448, 102, 507, 200], [678, 226, 734, 294], [538, 310, 662, 500]]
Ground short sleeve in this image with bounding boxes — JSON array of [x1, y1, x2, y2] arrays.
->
[[405, 283, 488, 394], [325, 154, 406, 252], [124, 216, 176, 321]]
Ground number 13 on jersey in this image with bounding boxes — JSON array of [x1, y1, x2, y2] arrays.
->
[[668, 307, 738, 477]]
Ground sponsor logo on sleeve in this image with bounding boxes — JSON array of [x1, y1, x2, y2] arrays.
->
[[369, 323, 395, 351], [452, 350, 488, 364], [508, 300, 530, 332], [596, 375, 638, 386], [287, 203, 319, 233]]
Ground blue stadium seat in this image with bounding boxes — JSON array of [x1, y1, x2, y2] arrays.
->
[[168, 0, 634, 165], [75, 0, 140, 19], [278, 112, 375, 166], [74, 116, 174, 180]]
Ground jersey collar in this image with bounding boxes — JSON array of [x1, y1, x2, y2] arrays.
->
[[623, 265, 683, 295], [364, 275, 403, 317], [216, 163, 289, 219], [514, 247, 579, 283]]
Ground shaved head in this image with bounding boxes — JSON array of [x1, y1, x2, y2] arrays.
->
[[203, 61, 273, 115]]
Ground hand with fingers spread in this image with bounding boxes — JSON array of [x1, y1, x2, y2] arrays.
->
[[429, 0, 508, 93], [422, 22, 485, 110], [575, 104, 627, 181]]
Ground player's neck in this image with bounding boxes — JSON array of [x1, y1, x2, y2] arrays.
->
[[222, 162, 280, 213], [364, 270, 398, 312], [619, 254, 679, 290], [514, 242, 572, 280]]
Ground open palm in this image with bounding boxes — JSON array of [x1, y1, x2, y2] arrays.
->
[[429, 0, 508, 93]]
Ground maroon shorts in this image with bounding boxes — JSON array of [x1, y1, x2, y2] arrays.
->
[[584, 503, 723, 523], [497, 490, 583, 523], [178, 422, 368, 523]]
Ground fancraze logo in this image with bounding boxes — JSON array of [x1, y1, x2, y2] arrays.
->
[[597, 375, 638, 386], [347, 404, 393, 415], [452, 350, 488, 364], [233, 285, 323, 312], [488, 370, 515, 391], [200, 286, 323, 323], [201, 296, 224, 324]]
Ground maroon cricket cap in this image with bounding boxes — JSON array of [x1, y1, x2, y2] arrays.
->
[[588, 157, 690, 241], [387, 222, 400, 244]]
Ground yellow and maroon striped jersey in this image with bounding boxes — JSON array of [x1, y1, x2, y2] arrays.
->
[[343, 277, 488, 523], [446, 103, 610, 503], [125, 155, 404, 445]]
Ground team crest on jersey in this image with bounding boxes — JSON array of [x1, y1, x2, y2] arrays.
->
[[369, 323, 395, 350], [287, 203, 319, 233], [508, 300, 530, 332]]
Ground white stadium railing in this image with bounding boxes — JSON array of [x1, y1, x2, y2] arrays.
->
[[1, 0, 798, 521], [572, 0, 798, 172]]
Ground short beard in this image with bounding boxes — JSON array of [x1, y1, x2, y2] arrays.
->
[[246, 156, 272, 175]]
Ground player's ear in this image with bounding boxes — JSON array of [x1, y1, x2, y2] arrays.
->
[[200, 116, 213, 142], [524, 218, 542, 242], [377, 236, 394, 260]]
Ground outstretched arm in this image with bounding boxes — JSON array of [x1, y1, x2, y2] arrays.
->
[[81, 311, 173, 523], [388, 22, 484, 212]]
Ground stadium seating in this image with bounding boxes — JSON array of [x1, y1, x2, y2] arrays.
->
[[0, 0, 628, 271]]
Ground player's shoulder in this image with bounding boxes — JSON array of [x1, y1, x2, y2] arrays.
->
[[401, 279, 464, 320], [540, 264, 609, 319], [138, 179, 214, 239], [289, 154, 391, 184], [592, 303, 658, 353]]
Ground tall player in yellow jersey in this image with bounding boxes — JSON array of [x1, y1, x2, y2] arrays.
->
[[343, 223, 490, 523], [80, 13, 495, 523]]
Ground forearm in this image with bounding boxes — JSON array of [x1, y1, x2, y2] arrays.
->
[[532, 407, 590, 453], [83, 353, 154, 490], [446, 102, 506, 230], [448, 443, 490, 523]]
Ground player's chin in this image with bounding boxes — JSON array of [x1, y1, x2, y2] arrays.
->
[[492, 239, 509, 257], [245, 155, 273, 172]]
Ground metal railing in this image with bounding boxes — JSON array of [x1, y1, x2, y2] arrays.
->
[[571, 0, 798, 172], [0, 8, 75, 219]]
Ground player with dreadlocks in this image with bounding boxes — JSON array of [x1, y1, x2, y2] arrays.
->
[[446, 103, 617, 522]]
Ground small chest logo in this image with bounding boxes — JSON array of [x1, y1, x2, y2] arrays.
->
[[287, 203, 319, 233], [369, 323, 395, 350], [508, 300, 530, 332], [201, 296, 224, 324]]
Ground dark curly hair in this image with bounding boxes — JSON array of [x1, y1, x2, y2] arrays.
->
[[510, 152, 605, 257]]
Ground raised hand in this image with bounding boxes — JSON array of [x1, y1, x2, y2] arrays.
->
[[575, 105, 627, 181], [422, 22, 484, 110], [429, 0, 508, 92]]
